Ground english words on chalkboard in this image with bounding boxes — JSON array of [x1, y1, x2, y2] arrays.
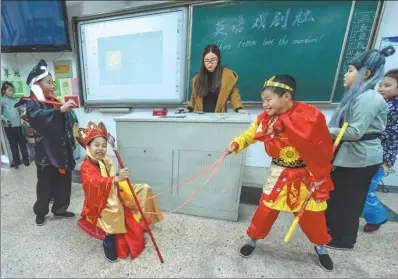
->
[[215, 33, 325, 51]]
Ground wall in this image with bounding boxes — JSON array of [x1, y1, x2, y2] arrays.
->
[[1, 1, 397, 186]]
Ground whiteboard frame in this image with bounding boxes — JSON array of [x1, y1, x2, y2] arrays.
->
[[73, 1, 207, 108], [75, 7, 189, 106]]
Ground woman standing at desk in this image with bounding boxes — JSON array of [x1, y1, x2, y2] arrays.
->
[[176, 45, 248, 114]]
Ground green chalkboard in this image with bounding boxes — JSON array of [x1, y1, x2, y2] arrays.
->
[[333, 0, 379, 103], [188, 1, 377, 103]]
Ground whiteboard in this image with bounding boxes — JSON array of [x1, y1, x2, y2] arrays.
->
[[77, 7, 188, 105]]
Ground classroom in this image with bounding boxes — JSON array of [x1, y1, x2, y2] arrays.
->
[[1, 0, 397, 278]]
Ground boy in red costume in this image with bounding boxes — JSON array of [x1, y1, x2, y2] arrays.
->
[[226, 75, 334, 271], [76, 122, 159, 262]]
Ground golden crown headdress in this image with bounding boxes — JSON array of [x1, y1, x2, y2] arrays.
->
[[76, 121, 108, 148], [263, 76, 294, 92]]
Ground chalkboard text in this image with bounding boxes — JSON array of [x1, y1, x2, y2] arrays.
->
[[238, 38, 257, 48], [292, 34, 324, 44], [217, 33, 325, 51], [213, 8, 316, 39]]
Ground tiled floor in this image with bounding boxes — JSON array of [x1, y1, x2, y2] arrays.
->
[[1, 164, 398, 278]]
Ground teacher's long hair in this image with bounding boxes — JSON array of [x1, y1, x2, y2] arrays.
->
[[196, 44, 223, 97], [329, 46, 395, 128]]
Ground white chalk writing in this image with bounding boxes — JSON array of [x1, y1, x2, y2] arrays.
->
[[231, 16, 245, 34], [213, 20, 227, 37], [292, 34, 324, 44], [270, 9, 291, 29], [262, 37, 275, 46], [238, 37, 257, 48], [214, 8, 315, 38], [213, 33, 324, 51], [216, 36, 232, 51], [292, 9, 315, 26], [342, 11, 374, 74], [252, 12, 269, 30]]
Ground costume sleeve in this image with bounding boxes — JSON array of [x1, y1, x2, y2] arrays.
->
[[229, 86, 243, 112], [230, 119, 259, 153], [329, 95, 388, 141], [26, 100, 63, 135], [80, 163, 115, 209], [281, 106, 334, 181]]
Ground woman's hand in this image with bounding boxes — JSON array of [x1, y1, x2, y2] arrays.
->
[[237, 109, 249, 114], [175, 107, 190, 113], [114, 168, 129, 183]]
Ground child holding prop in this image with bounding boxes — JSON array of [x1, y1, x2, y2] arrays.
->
[[327, 46, 395, 249], [226, 75, 335, 271], [76, 122, 163, 262]]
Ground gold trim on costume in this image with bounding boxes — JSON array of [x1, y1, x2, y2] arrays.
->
[[272, 158, 306, 168], [263, 76, 294, 92]]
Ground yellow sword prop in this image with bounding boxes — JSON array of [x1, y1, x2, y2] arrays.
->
[[283, 122, 349, 242]]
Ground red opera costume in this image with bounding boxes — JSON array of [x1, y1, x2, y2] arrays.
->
[[76, 122, 164, 260], [79, 157, 145, 259], [231, 102, 334, 244]]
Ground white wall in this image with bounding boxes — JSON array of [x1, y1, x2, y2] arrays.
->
[[374, 1, 398, 74], [1, 1, 397, 182]]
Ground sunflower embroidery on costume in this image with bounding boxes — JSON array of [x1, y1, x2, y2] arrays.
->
[[279, 146, 300, 166]]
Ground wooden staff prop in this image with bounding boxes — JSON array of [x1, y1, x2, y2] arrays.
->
[[284, 122, 349, 242], [107, 133, 164, 263]]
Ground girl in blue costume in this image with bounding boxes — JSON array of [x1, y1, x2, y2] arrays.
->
[[362, 69, 398, 232]]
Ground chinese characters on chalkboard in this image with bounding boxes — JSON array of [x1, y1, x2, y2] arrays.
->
[[214, 9, 315, 37], [341, 11, 374, 75]]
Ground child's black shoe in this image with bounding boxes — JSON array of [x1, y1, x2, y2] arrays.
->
[[103, 235, 118, 262], [239, 244, 255, 258], [54, 211, 75, 218], [314, 246, 333, 271], [36, 215, 45, 226]]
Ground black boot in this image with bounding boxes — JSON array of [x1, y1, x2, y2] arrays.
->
[[103, 235, 118, 262]]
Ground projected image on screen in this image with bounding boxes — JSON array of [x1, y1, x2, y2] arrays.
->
[[97, 31, 163, 85]]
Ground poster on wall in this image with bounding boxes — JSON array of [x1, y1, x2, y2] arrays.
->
[[380, 36, 398, 73]]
